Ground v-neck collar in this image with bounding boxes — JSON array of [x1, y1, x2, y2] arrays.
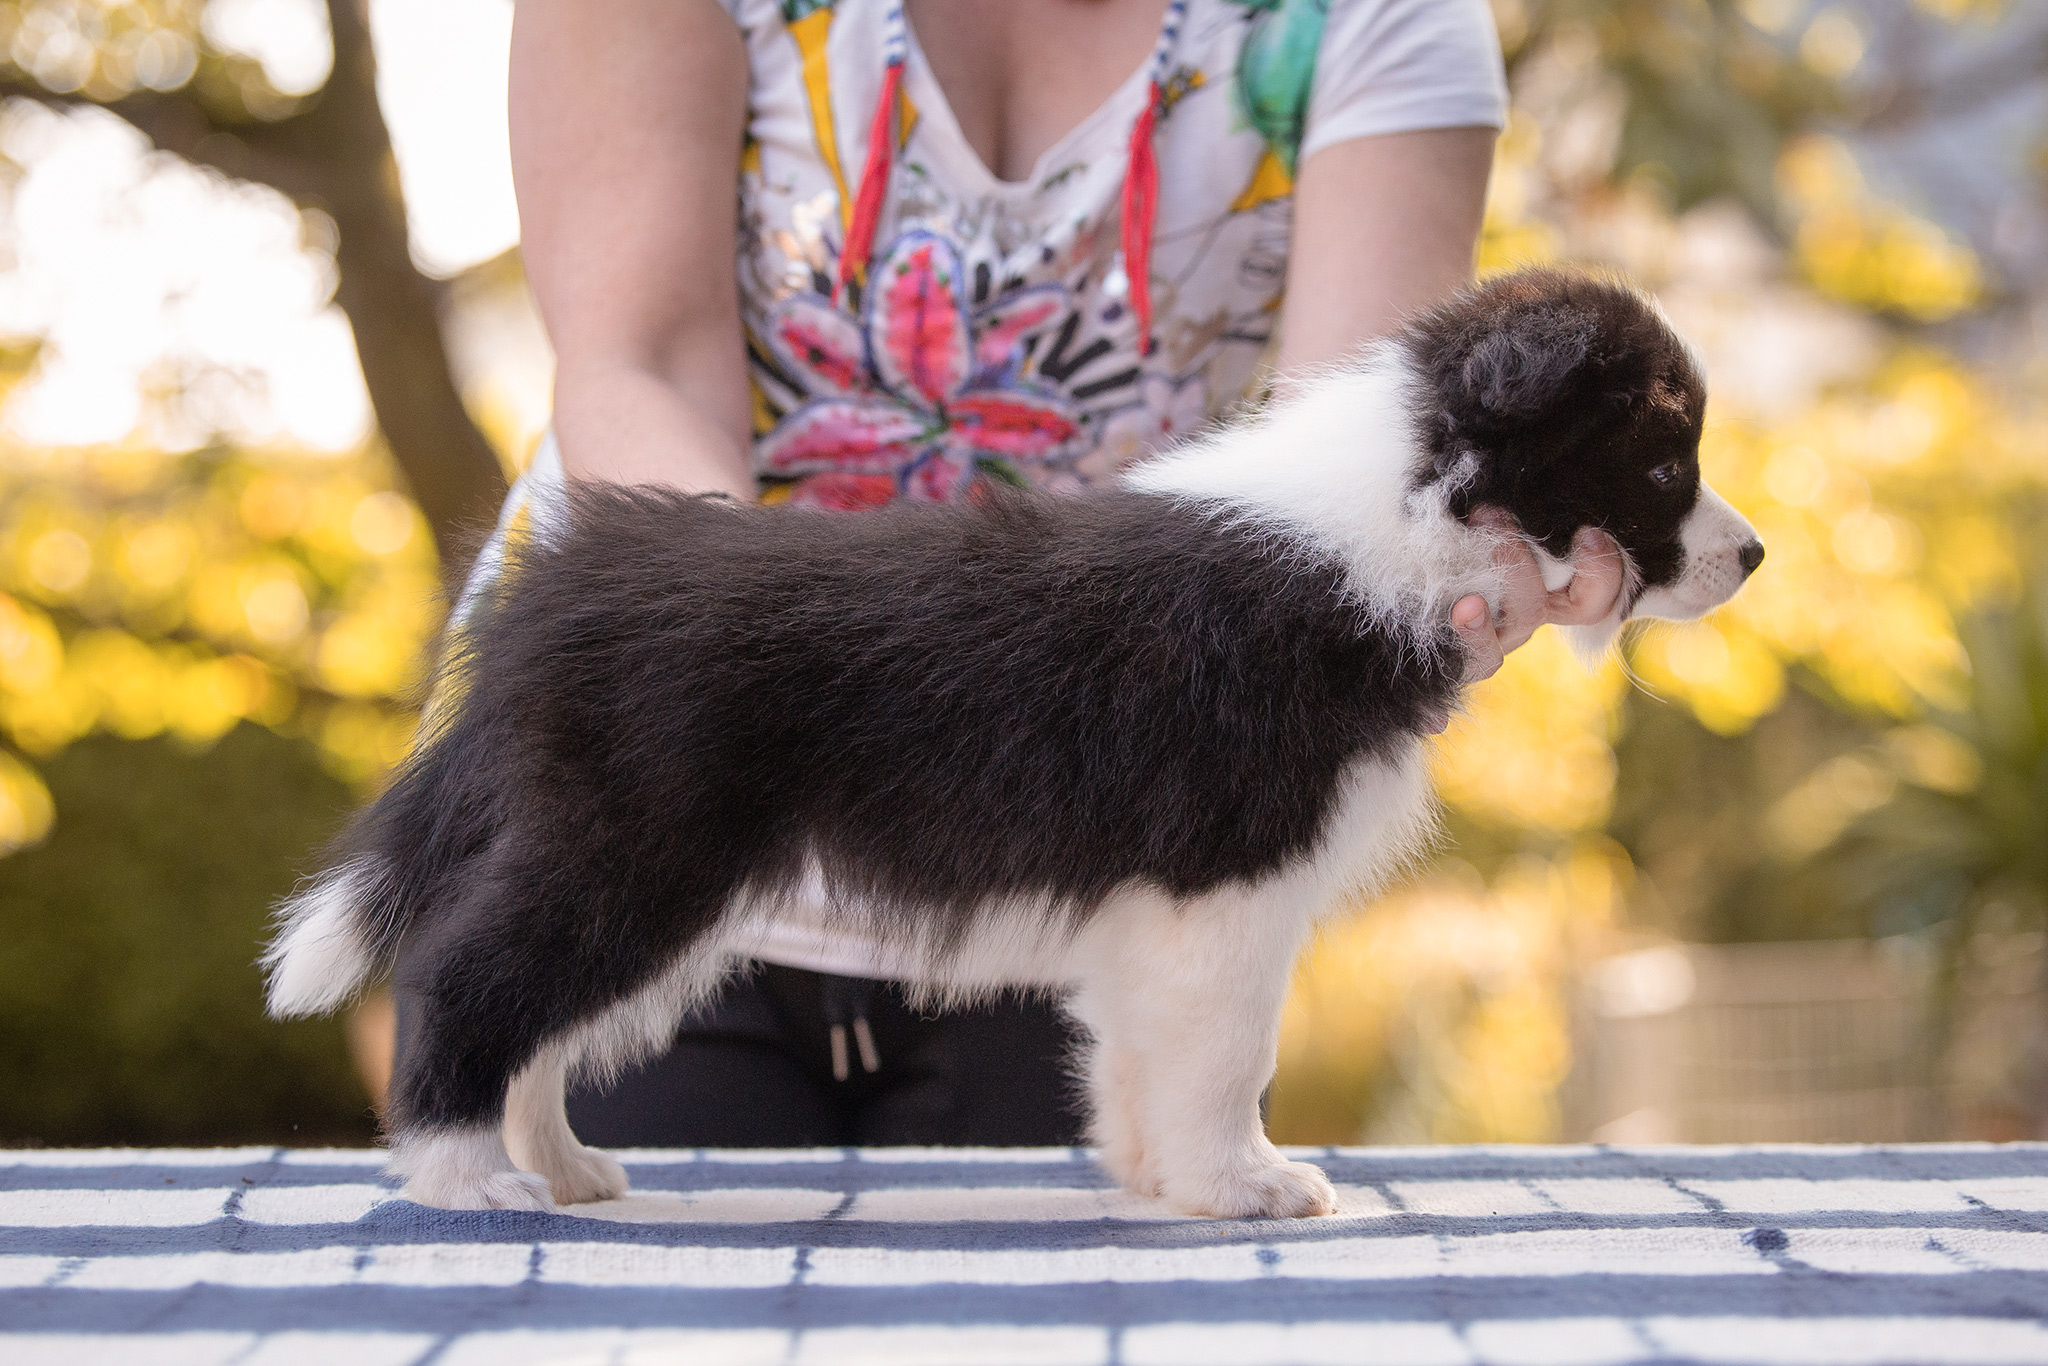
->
[[895, 5, 1169, 202]]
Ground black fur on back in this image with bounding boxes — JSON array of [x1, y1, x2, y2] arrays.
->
[[354, 486, 1461, 1128], [1405, 268, 1707, 588]]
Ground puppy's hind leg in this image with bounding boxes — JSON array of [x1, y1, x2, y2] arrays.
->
[[382, 793, 743, 1211], [504, 1044, 628, 1206], [383, 928, 559, 1212], [387, 1126, 555, 1212], [381, 848, 629, 1212]]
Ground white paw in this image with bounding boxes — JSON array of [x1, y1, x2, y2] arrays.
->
[[541, 1144, 630, 1206], [406, 1168, 558, 1213], [1163, 1158, 1338, 1220]]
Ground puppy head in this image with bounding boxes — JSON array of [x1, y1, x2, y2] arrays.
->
[[1403, 268, 1763, 647]]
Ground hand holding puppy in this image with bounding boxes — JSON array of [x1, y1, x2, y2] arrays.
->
[[1451, 508, 1626, 686]]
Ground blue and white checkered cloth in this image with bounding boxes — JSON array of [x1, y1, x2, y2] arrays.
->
[[6, 1144, 2048, 1364]]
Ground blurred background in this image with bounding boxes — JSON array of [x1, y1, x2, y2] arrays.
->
[[0, 0, 2040, 1150]]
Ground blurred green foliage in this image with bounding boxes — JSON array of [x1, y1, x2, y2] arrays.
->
[[1826, 544, 2048, 1049], [1506, 0, 1843, 212], [0, 722, 374, 1145]]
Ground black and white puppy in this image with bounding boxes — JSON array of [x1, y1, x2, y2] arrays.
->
[[267, 269, 1761, 1218]]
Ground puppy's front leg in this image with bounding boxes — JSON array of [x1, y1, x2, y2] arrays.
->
[[1090, 890, 1336, 1219]]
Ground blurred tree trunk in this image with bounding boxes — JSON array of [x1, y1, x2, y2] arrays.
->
[[1, 0, 510, 581], [277, 0, 511, 576]]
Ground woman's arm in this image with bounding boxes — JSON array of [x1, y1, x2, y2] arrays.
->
[[1277, 126, 1495, 373], [510, 0, 756, 497], [1279, 128, 1623, 686]]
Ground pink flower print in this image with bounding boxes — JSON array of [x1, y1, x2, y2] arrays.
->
[[972, 286, 1065, 375], [872, 236, 972, 406], [751, 400, 930, 472], [755, 231, 1084, 506], [768, 303, 865, 395], [904, 449, 974, 503], [948, 391, 1079, 458], [785, 473, 898, 510]]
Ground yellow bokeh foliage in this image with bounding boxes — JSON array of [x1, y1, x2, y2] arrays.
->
[[1272, 843, 1631, 1144], [0, 0, 318, 119], [1689, 351, 2039, 724], [0, 744, 53, 853], [1780, 137, 1983, 322], [0, 436, 444, 790], [1433, 631, 1627, 834]]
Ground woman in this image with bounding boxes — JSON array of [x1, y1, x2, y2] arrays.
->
[[483, 0, 1622, 1146]]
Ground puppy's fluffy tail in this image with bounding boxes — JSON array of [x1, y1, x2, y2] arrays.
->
[[266, 530, 527, 1018], [263, 855, 403, 1018], [263, 730, 462, 1017], [263, 722, 478, 1016]]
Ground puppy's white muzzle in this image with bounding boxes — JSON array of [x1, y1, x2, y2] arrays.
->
[[1542, 482, 1762, 661], [1634, 484, 1763, 622]]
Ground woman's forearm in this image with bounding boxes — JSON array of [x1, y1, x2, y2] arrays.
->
[[552, 356, 757, 499], [512, 0, 753, 497]]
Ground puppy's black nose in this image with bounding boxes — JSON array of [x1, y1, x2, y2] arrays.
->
[[1738, 539, 1765, 577]]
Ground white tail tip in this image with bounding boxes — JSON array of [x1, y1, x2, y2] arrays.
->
[[263, 858, 385, 1018]]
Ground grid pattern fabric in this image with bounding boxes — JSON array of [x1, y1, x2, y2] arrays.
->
[[6, 1144, 2048, 1364]]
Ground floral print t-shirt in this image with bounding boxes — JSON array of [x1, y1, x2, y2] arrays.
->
[[732, 0, 1507, 509], [485, 0, 1507, 979]]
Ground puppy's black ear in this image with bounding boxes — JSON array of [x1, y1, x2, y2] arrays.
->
[[1460, 305, 1597, 419]]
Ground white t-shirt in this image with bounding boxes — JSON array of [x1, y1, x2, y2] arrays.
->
[[482, 0, 1506, 979]]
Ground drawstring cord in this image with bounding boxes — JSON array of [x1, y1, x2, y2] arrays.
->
[[836, 0, 1187, 354], [820, 974, 882, 1082]]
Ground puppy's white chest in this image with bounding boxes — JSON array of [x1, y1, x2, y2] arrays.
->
[[1298, 745, 1439, 908]]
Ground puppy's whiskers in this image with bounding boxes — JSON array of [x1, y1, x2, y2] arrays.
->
[[1613, 621, 1669, 705]]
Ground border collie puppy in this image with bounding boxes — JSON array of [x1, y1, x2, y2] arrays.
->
[[267, 269, 1761, 1219]]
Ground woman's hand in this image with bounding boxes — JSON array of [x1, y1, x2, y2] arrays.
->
[[1449, 508, 1626, 692]]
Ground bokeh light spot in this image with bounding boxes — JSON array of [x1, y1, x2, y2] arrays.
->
[[241, 573, 308, 647], [27, 529, 90, 594], [349, 490, 416, 556]]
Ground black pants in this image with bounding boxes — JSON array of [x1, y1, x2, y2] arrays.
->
[[391, 963, 1084, 1147]]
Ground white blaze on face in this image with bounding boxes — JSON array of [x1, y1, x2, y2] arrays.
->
[[1633, 483, 1760, 621]]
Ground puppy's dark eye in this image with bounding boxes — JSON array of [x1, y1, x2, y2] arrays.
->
[[1649, 462, 1683, 489]]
